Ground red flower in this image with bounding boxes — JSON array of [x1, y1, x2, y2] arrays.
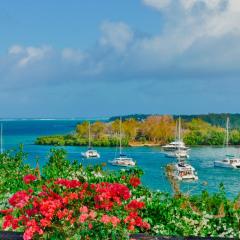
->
[[54, 179, 81, 188], [129, 177, 141, 188], [125, 200, 145, 211], [88, 223, 93, 229], [23, 175, 37, 184], [0, 208, 13, 215], [23, 219, 43, 240], [94, 182, 131, 210], [9, 191, 30, 208], [40, 218, 51, 228], [124, 212, 150, 230], [2, 215, 14, 229]]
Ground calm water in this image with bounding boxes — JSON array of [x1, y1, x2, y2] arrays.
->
[[1, 120, 240, 198]]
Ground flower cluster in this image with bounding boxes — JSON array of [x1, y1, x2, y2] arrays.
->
[[23, 175, 37, 184], [1, 174, 150, 240], [129, 176, 141, 188], [94, 182, 131, 210]]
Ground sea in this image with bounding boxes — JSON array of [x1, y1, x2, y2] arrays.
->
[[1, 119, 240, 199]]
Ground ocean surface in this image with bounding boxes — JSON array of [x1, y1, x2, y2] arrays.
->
[[1, 120, 240, 198]]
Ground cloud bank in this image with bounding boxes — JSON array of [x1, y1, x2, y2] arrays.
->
[[1, 0, 240, 117]]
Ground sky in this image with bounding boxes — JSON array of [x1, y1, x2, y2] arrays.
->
[[1, 0, 240, 118]]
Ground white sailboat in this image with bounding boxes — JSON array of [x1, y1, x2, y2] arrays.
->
[[165, 117, 189, 159], [109, 118, 136, 167], [163, 117, 189, 152], [214, 117, 240, 169], [81, 122, 100, 158]]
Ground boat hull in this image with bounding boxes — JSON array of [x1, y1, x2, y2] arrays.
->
[[81, 152, 100, 159], [174, 175, 198, 181], [214, 161, 240, 169]]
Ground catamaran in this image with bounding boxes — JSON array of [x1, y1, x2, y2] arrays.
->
[[172, 160, 198, 181], [214, 117, 240, 169], [165, 117, 189, 159], [163, 117, 189, 152], [109, 118, 136, 167], [81, 122, 100, 159]]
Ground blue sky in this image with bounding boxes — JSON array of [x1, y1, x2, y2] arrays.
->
[[1, 0, 240, 118]]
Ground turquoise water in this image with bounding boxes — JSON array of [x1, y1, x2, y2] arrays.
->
[[2, 120, 240, 198]]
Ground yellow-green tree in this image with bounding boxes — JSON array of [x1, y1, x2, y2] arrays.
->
[[91, 121, 106, 139], [141, 115, 175, 144], [122, 118, 138, 141], [76, 121, 89, 138]]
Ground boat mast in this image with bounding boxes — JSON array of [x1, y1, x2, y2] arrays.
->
[[0, 124, 3, 154], [226, 117, 229, 148], [88, 122, 91, 149], [119, 117, 122, 155], [178, 117, 181, 142], [177, 117, 181, 154]]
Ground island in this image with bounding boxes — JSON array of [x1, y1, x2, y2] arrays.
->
[[35, 114, 240, 147]]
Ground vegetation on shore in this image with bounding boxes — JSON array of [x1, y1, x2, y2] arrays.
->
[[0, 147, 240, 239], [36, 115, 240, 147], [110, 113, 240, 129]]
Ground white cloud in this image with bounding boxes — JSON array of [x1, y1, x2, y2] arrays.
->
[[7, 46, 53, 67], [142, 0, 171, 10], [18, 46, 52, 67], [100, 21, 133, 52], [8, 45, 23, 55], [62, 48, 86, 63]]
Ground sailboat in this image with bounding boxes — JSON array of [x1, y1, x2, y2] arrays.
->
[[81, 122, 100, 158], [109, 118, 136, 167], [163, 117, 189, 152], [165, 117, 189, 159], [214, 117, 240, 169]]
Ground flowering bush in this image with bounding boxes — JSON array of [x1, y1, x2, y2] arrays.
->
[[0, 148, 240, 239], [1, 174, 150, 240]]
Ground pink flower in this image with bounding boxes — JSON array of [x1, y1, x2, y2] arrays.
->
[[79, 213, 88, 223], [110, 216, 120, 227], [23, 175, 37, 184], [101, 214, 111, 224], [89, 210, 96, 219], [79, 205, 88, 213], [88, 223, 93, 229]]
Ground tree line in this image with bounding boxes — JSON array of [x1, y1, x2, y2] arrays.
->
[[36, 115, 240, 146]]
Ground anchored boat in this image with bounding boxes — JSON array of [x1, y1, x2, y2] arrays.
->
[[109, 117, 136, 167], [81, 122, 100, 159], [165, 117, 189, 159], [172, 161, 198, 181], [214, 117, 240, 169]]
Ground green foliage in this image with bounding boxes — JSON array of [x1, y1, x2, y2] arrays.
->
[[0, 146, 33, 195], [0, 148, 240, 238]]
